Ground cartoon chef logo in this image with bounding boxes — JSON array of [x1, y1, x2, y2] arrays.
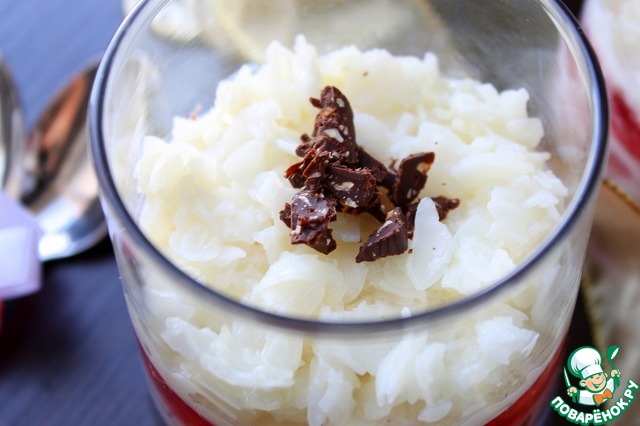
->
[[551, 345, 638, 424], [565, 346, 621, 406]]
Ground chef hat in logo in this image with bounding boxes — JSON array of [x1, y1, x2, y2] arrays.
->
[[568, 347, 604, 380]]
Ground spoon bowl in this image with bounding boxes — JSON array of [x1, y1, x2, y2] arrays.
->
[[20, 61, 107, 261]]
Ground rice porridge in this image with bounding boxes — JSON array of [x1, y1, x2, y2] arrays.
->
[[131, 37, 567, 425]]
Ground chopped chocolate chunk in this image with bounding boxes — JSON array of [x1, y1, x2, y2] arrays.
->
[[308, 86, 358, 164], [296, 133, 315, 157], [342, 204, 387, 223], [285, 150, 333, 188], [280, 203, 292, 228], [356, 208, 409, 263], [432, 196, 461, 221], [287, 187, 338, 254], [404, 201, 420, 239], [281, 85, 460, 261], [356, 146, 397, 188], [327, 165, 379, 209], [392, 152, 435, 206], [300, 151, 332, 188], [284, 161, 306, 188], [364, 203, 388, 223]]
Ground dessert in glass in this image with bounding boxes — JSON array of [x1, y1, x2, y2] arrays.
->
[[89, 0, 607, 424], [581, 0, 640, 202]]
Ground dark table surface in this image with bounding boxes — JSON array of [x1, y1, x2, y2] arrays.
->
[[0, 1, 588, 425], [0, 1, 160, 424]]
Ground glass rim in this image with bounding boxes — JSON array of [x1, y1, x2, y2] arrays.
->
[[89, 0, 609, 336]]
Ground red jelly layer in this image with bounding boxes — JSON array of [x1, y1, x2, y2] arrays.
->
[[140, 340, 566, 426], [140, 348, 211, 426], [486, 340, 565, 426]]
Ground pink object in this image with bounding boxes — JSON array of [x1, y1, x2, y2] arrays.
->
[[0, 190, 43, 299]]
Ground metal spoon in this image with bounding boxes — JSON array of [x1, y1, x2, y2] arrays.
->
[[21, 61, 106, 261], [2, 59, 106, 262]]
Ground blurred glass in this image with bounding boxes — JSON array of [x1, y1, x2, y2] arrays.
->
[[582, 0, 640, 203]]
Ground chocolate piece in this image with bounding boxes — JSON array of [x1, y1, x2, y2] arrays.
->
[[296, 133, 315, 157], [356, 208, 409, 263], [327, 165, 379, 209], [285, 150, 333, 188], [284, 161, 306, 188], [392, 152, 435, 206], [280, 203, 292, 228], [308, 86, 358, 164], [356, 146, 397, 190], [302, 151, 332, 183], [404, 201, 420, 239], [432, 196, 461, 221], [363, 204, 387, 223], [281, 85, 460, 261], [287, 187, 338, 254], [342, 203, 387, 223]]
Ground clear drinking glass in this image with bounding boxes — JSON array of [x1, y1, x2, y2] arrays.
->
[[89, 0, 607, 424]]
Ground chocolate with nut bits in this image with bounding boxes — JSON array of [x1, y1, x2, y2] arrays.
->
[[392, 152, 435, 207], [280, 86, 459, 261], [356, 208, 409, 263], [281, 188, 338, 254]]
